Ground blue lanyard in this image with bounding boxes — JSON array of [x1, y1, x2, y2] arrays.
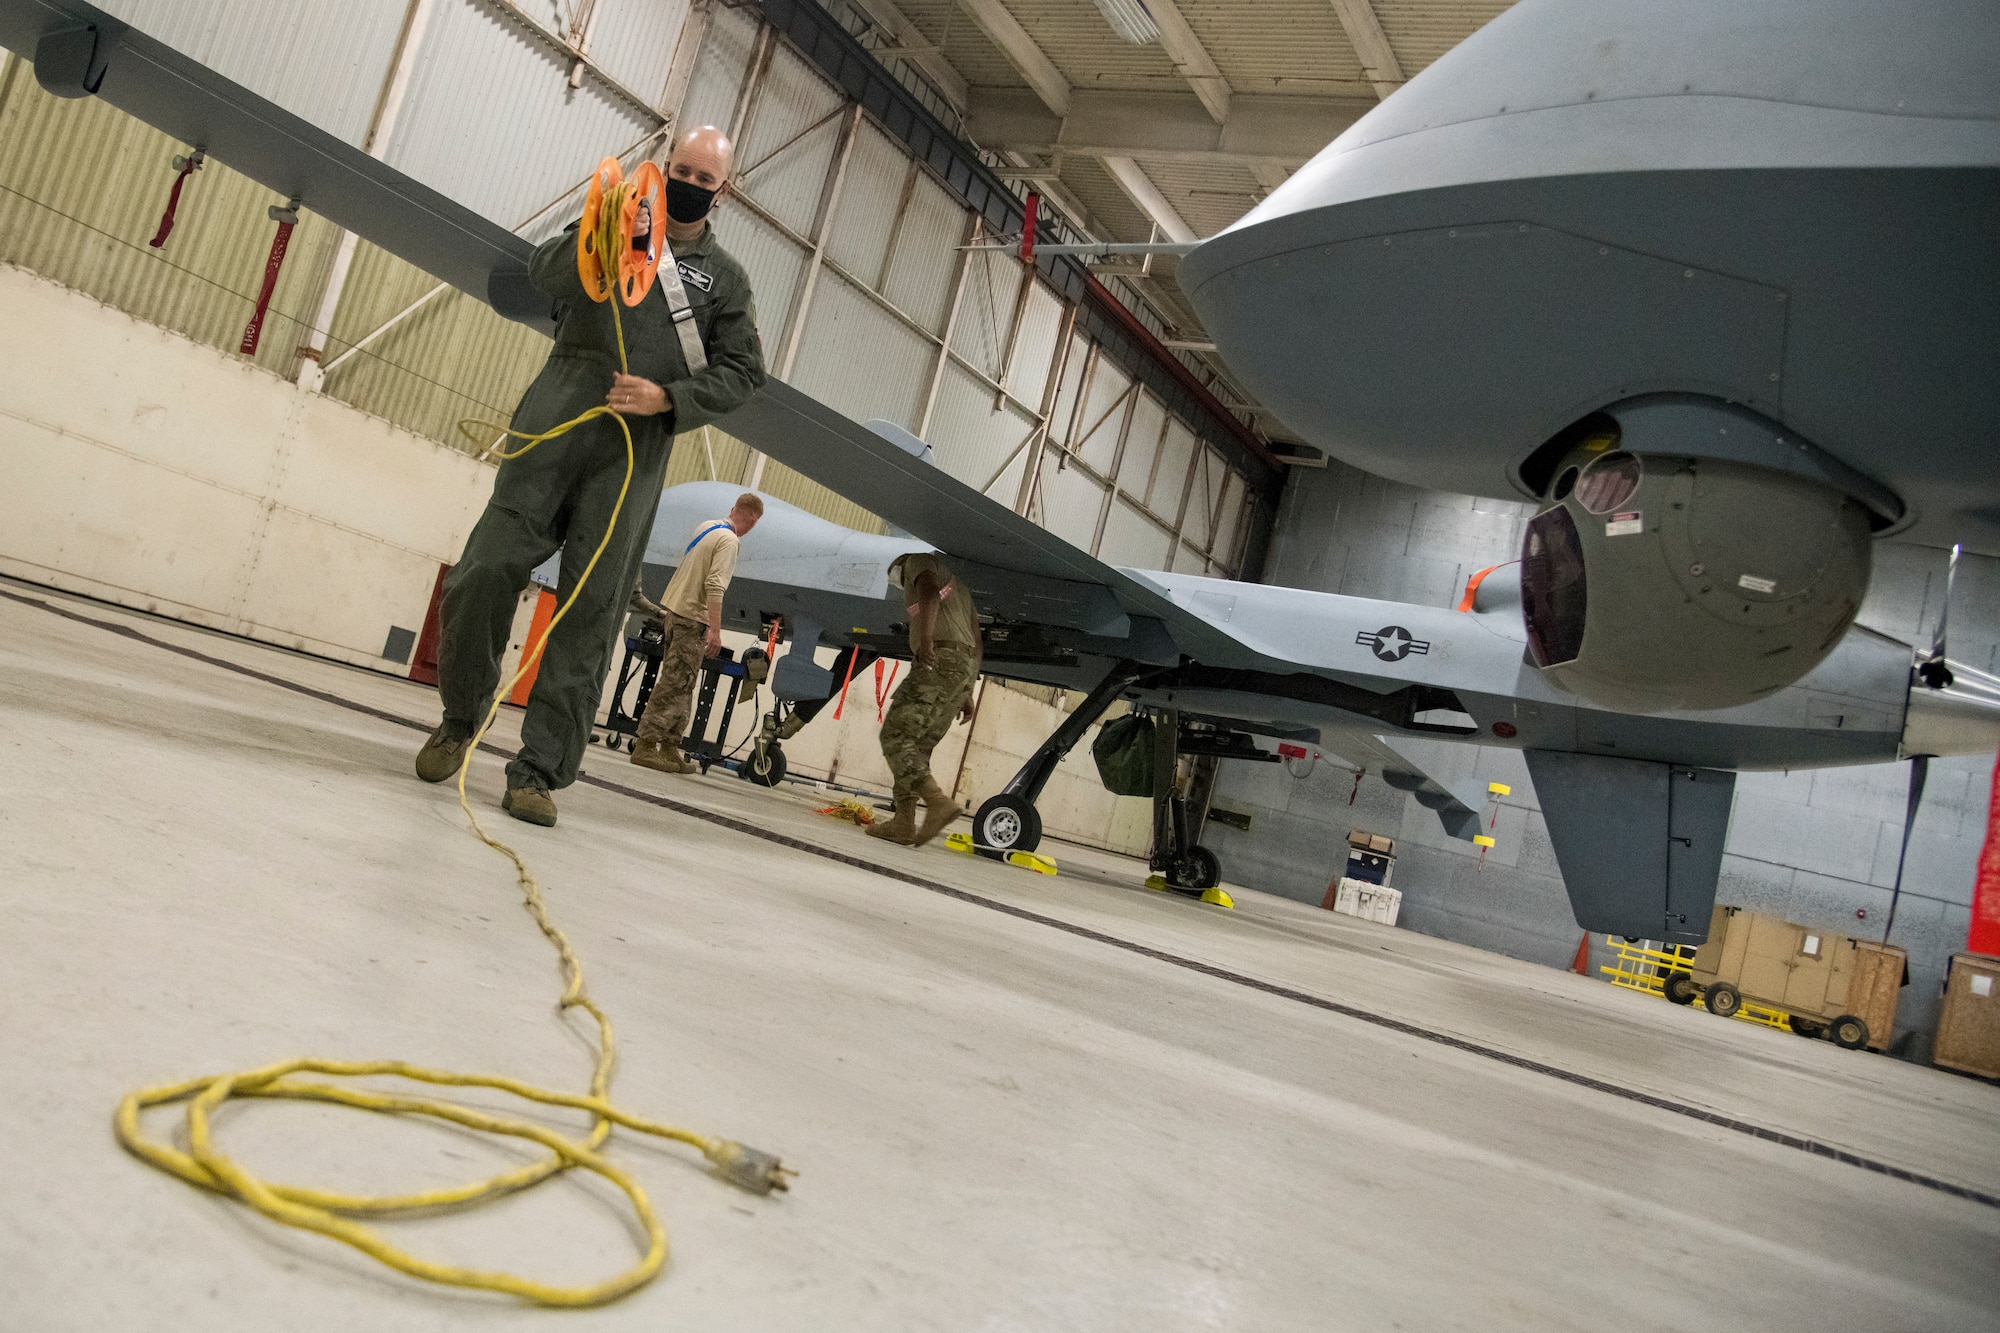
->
[[685, 522, 732, 554]]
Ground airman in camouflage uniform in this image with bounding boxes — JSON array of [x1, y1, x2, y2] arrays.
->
[[869, 552, 982, 847]]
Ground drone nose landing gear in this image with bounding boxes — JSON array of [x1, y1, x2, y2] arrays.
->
[[739, 702, 790, 787]]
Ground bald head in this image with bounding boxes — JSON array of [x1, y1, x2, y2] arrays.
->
[[662, 126, 733, 240], [671, 125, 733, 180]]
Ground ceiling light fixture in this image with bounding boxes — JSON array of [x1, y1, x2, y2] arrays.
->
[[1092, 0, 1160, 45]]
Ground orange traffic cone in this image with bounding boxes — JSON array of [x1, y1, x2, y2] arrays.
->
[[1570, 932, 1592, 976]]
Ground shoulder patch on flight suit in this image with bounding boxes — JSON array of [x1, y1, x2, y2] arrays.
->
[[676, 261, 713, 293]]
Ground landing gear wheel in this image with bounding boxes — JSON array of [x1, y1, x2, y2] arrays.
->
[[973, 794, 1041, 856], [1702, 981, 1742, 1018], [1171, 846, 1221, 891], [1787, 1015, 1827, 1039], [1663, 971, 1699, 1006], [1828, 1014, 1870, 1050], [740, 743, 786, 787]]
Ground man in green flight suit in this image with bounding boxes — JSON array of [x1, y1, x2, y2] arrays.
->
[[414, 126, 766, 825]]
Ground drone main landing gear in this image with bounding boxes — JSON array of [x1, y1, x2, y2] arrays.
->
[[971, 662, 1146, 858], [968, 664, 1229, 901], [1145, 707, 1225, 897]]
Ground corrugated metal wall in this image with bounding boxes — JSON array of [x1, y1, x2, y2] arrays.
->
[[387, 0, 660, 228], [92, 0, 410, 145], [0, 2, 1266, 567], [570, 0, 695, 103], [0, 54, 342, 380]]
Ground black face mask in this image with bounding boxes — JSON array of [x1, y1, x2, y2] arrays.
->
[[665, 176, 718, 225]]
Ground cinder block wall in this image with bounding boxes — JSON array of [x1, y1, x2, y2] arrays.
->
[[1205, 457, 2000, 1061]]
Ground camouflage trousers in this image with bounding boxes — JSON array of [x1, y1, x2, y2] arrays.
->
[[879, 642, 978, 804], [635, 611, 706, 747]]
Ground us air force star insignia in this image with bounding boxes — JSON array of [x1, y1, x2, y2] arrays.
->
[[676, 261, 713, 292], [1356, 625, 1430, 662]]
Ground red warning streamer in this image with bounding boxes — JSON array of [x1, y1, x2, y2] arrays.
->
[[148, 152, 202, 249], [239, 211, 296, 356], [1968, 750, 2000, 957], [873, 658, 900, 722], [830, 647, 862, 722]]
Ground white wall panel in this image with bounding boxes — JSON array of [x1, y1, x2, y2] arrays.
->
[[927, 361, 1031, 490], [95, 0, 407, 146], [1074, 357, 1132, 476], [1181, 449, 1220, 550], [947, 248, 1018, 381], [676, 0, 758, 131], [984, 444, 1030, 505], [1211, 472, 1245, 566], [1099, 498, 1173, 571], [882, 174, 966, 334], [0, 265, 488, 669], [709, 204, 805, 342], [1044, 334, 1090, 448], [585, 0, 694, 106], [734, 46, 843, 237], [1118, 390, 1167, 498], [788, 273, 931, 431], [1040, 460, 1106, 552], [389, 0, 653, 228], [823, 122, 908, 285], [1006, 282, 1065, 413], [1150, 417, 1198, 518]]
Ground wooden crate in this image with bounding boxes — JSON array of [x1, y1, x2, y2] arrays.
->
[[1934, 953, 2000, 1080], [1844, 940, 1907, 1052]]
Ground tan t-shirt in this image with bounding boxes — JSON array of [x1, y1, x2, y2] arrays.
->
[[662, 520, 740, 622], [890, 552, 977, 647]]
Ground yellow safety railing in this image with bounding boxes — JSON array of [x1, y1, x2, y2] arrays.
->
[[1597, 936, 1790, 1031]]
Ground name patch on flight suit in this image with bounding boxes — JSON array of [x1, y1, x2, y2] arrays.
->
[[676, 261, 713, 293]]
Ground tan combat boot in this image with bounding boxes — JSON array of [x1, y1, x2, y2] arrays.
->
[[866, 798, 918, 845], [502, 786, 558, 827], [631, 740, 696, 774], [414, 725, 472, 783], [913, 780, 960, 847]]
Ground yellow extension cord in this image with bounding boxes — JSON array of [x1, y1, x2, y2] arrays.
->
[[114, 181, 788, 1307]]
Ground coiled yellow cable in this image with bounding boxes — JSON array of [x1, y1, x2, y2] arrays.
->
[[114, 179, 788, 1308]]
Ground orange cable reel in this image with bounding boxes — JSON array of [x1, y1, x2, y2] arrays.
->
[[618, 161, 666, 307], [575, 155, 624, 304]]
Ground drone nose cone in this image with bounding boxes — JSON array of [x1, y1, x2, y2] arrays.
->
[[1903, 660, 2000, 759]]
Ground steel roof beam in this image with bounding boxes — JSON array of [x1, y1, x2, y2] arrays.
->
[[1326, 0, 1406, 100], [953, 0, 1071, 118], [1145, 0, 1230, 125], [1101, 155, 1196, 244]]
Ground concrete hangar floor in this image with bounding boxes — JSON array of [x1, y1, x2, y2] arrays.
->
[[3, 575, 1997, 1332]]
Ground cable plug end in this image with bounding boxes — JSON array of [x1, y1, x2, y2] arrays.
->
[[708, 1141, 794, 1195]]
